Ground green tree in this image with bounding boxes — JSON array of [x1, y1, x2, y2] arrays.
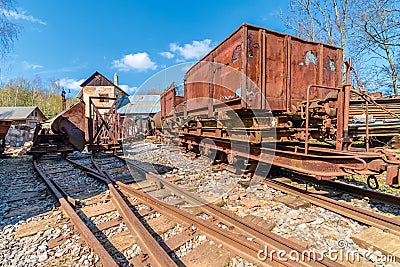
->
[[0, 76, 74, 118]]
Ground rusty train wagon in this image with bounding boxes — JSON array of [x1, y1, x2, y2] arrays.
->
[[167, 23, 400, 186], [158, 83, 185, 142], [30, 96, 124, 157]]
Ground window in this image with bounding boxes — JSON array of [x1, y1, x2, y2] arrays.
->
[[99, 93, 109, 102]]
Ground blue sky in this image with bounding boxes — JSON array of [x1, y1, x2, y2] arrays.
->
[[2, 0, 289, 97]]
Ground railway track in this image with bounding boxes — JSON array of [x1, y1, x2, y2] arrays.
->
[[32, 148, 400, 266], [273, 168, 400, 207], [259, 177, 400, 236], [219, 160, 400, 236], [66, 152, 344, 266], [0, 156, 57, 229], [125, 142, 400, 259], [34, 154, 176, 266]]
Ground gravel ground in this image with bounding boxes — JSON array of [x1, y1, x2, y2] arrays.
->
[[123, 140, 400, 266], [1, 145, 399, 266], [0, 156, 56, 228], [0, 155, 99, 266]]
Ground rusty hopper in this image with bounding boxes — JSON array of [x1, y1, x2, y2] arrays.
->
[[51, 100, 86, 151]]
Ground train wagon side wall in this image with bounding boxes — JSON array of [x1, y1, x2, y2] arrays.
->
[[160, 86, 185, 120], [161, 86, 177, 120], [184, 24, 343, 114], [185, 28, 243, 113]]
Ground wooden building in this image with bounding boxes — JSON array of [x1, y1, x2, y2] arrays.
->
[[0, 106, 47, 128], [77, 71, 129, 117]]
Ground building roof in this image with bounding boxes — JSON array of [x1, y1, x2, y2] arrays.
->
[[0, 106, 47, 120], [77, 71, 128, 98], [117, 95, 160, 115]]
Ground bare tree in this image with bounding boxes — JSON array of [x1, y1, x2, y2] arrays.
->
[[283, 0, 318, 41], [332, 0, 349, 61], [282, 0, 352, 64], [282, 0, 400, 95], [0, 0, 19, 60], [32, 75, 42, 105], [352, 0, 400, 95]]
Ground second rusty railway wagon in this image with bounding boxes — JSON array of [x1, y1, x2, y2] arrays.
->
[[159, 23, 400, 187]]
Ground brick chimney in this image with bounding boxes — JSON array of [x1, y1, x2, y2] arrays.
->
[[114, 73, 118, 86]]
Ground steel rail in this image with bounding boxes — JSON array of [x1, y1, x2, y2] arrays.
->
[[66, 158, 178, 267], [122, 158, 343, 267], [33, 159, 119, 267], [277, 168, 400, 207], [261, 178, 400, 236], [116, 179, 298, 267], [101, 155, 343, 267]]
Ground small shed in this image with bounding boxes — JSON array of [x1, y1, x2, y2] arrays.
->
[[117, 95, 160, 135], [0, 106, 47, 128]]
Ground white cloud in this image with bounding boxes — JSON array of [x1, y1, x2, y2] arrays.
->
[[2, 8, 47, 25], [22, 61, 43, 70], [59, 78, 85, 91], [159, 51, 174, 59], [169, 39, 212, 60], [112, 52, 157, 72], [119, 84, 138, 94]]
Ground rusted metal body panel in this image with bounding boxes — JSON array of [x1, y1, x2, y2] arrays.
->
[[52, 117, 85, 151], [51, 101, 87, 139], [0, 120, 12, 140], [50, 101, 87, 151], [0, 120, 12, 153], [184, 24, 343, 115], [160, 83, 184, 120]]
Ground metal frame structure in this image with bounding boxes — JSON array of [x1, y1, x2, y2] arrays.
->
[[87, 96, 123, 152]]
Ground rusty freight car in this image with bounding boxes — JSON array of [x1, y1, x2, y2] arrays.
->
[[180, 23, 343, 146], [157, 83, 185, 141], [165, 23, 400, 187], [30, 97, 124, 157], [184, 23, 342, 114]]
